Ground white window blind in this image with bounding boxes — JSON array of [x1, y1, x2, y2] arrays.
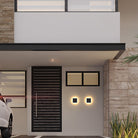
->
[[17, 0, 65, 11], [68, 0, 115, 11], [0, 71, 26, 108]]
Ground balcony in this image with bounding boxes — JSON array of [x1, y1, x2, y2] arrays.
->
[[14, 0, 120, 43]]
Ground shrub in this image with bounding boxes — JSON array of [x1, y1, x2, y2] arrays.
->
[[110, 112, 138, 138]]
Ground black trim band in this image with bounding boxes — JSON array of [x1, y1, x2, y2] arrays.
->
[[0, 43, 125, 51]]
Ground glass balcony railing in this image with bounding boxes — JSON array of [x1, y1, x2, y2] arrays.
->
[[15, 0, 118, 12]]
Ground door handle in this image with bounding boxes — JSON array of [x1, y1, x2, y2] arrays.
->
[[36, 93, 37, 118]]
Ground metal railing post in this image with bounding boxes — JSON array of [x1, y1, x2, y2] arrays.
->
[[65, 0, 68, 12]]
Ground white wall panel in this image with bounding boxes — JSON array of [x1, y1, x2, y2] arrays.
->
[[27, 66, 103, 136], [14, 12, 120, 43]]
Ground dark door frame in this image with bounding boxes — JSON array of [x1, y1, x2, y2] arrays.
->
[[32, 66, 62, 132]]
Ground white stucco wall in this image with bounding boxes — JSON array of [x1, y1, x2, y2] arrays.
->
[[5, 0, 138, 136], [12, 108, 27, 135], [14, 12, 120, 43], [27, 66, 103, 136]]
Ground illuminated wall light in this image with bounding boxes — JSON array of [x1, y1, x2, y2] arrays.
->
[[50, 58, 55, 62], [71, 96, 79, 105], [84, 96, 94, 105]]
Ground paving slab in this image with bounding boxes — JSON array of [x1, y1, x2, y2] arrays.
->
[[0, 135, 35, 138], [12, 136, 35, 138], [41, 136, 103, 138], [0, 136, 105, 138]]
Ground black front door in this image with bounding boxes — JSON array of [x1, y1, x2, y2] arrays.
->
[[32, 66, 62, 132]]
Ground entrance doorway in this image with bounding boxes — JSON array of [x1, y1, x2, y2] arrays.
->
[[32, 66, 62, 132]]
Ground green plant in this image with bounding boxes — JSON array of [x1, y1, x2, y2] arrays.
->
[[131, 129, 137, 138], [122, 113, 132, 135], [110, 113, 122, 138], [110, 112, 138, 138], [135, 129, 138, 138], [123, 38, 138, 63], [122, 112, 138, 138], [131, 113, 137, 133], [124, 129, 131, 138], [118, 124, 123, 138], [124, 54, 138, 63]]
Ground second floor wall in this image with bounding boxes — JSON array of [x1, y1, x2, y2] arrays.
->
[[0, 0, 138, 46], [14, 12, 120, 43]]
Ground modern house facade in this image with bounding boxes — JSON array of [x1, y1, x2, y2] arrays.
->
[[0, 0, 138, 137]]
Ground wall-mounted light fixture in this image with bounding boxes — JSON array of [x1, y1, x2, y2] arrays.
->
[[50, 58, 55, 62], [84, 96, 94, 105], [71, 96, 79, 105]]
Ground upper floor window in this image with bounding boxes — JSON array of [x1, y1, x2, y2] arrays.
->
[[17, 0, 65, 11], [15, 0, 118, 12], [68, 0, 116, 11]]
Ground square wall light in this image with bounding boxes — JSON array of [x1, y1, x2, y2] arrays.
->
[[85, 96, 94, 105], [71, 97, 79, 105], [87, 98, 91, 103], [73, 98, 77, 103]]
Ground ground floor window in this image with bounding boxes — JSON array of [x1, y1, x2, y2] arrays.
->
[[0, 71, 26, 108], [66, 71, 100, 86]]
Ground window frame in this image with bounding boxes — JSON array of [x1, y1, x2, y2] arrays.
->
[[14, 0, 118, 12], [0, 70, 27, 108], [66, 71, 100, 86], [15, 0, 67, 12]]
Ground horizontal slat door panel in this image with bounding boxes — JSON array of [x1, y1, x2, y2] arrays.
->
[[34, 120, 61, 123], [33, 128, 61, 132], [33, 88, 60, 90], [34, 82, 60, 85], [33, 109, 60, 112], [33, 111, 61, 114], [33, 74, 60, 76], [32, 66, 62, 132], [33, 76, 61, 78]]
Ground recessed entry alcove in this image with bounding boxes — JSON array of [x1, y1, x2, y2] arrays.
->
[[0, 43, 125, 67], [0, 43, 125, 136]]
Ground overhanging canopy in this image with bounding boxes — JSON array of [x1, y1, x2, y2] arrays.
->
[[0, 43, 125, 68]]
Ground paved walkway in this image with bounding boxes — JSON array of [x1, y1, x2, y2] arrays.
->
[[0, 135, 35, 138], [41, 136, 103, 138], [0, 136, 105, 138]]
